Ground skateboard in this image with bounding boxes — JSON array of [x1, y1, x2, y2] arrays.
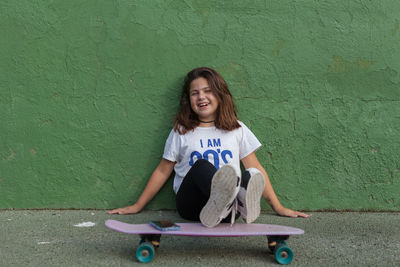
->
[[105, 219, 304, 265]]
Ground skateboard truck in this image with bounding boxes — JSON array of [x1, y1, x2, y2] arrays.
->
[[140, 234, 161, 247], [268, 235, 288, 250]]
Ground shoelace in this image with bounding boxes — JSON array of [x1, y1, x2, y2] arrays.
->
[[230, 199, 238, 225]]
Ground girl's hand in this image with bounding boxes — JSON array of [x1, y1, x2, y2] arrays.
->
[[274, 206, 310, 218], [107, 203, 142, 215]]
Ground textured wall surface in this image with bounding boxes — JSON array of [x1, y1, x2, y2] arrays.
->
[[1, 0, 399, 210]]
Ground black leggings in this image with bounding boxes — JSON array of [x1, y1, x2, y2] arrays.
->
[[176, 159, 217, 221], [176, 159, 250, 222]]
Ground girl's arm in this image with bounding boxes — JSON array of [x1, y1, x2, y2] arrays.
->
[[107, 158, 176, 215], [241, 152, 309, 218]]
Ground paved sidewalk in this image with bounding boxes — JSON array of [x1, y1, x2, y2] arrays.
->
[[0, 210, 399, 266]]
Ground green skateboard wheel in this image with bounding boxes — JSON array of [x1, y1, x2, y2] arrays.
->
[[274, 243, 294, 265], [136, 242, 155, 263]]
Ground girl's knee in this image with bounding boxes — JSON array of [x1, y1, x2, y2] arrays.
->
[[192, 159, 215, 170], [193, 158, 211, 166]]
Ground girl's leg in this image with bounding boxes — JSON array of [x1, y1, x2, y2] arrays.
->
[[199, 165, 240, 227], [176, 159, 216, 221], [236, 168, 266, 223]]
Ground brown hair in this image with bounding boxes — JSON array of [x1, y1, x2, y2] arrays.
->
[[174, 67, 241, 134]]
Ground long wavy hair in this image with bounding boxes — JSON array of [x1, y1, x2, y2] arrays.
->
[[174, 67, 241, 134]]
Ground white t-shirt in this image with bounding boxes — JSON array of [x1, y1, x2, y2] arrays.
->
[[163, 121, 262, 194]]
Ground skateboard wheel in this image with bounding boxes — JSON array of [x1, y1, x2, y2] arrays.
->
[[136, 242, 155, 263], [274, 244, 293, 265]]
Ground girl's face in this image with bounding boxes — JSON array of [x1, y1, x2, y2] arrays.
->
[[189, 77, 219, 124]]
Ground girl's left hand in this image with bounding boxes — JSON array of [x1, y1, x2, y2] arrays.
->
[[275, 206, 310, 218]]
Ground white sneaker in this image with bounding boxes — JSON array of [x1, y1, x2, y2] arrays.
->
[[236, 168, 265, 224], [200, 165, 240, 228]]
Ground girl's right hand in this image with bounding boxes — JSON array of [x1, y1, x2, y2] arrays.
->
[[107, 203, 142, 215]]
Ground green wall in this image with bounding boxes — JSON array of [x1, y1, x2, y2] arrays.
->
[[1, 0, 399, 210]]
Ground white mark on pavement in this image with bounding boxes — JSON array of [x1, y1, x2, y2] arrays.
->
[[74, 221, 96, 227], [38, 242, 51, 245]]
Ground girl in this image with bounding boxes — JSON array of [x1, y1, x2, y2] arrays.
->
[[108, 67, 309, 227]]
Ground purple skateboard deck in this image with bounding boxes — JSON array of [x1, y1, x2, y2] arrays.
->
[[105, 219, 304, 237], [105, 219, 304, 264]]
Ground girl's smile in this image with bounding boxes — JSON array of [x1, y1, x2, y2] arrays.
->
[[189, 77, 219, 124]]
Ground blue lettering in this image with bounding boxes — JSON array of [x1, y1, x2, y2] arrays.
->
[[188, 149, 233, 169], [213, 138, 221, 147], [221, 150, 233, 164], [203, 150, 220, 169], [189, 151, 202, 166], [207, 139, 213, 147]]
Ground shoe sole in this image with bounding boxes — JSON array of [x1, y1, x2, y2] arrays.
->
[[200, 165, 238, 228], [244, 171, 265, 223]]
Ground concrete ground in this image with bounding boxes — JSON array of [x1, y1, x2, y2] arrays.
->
[[0, 210, 399, 266]]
